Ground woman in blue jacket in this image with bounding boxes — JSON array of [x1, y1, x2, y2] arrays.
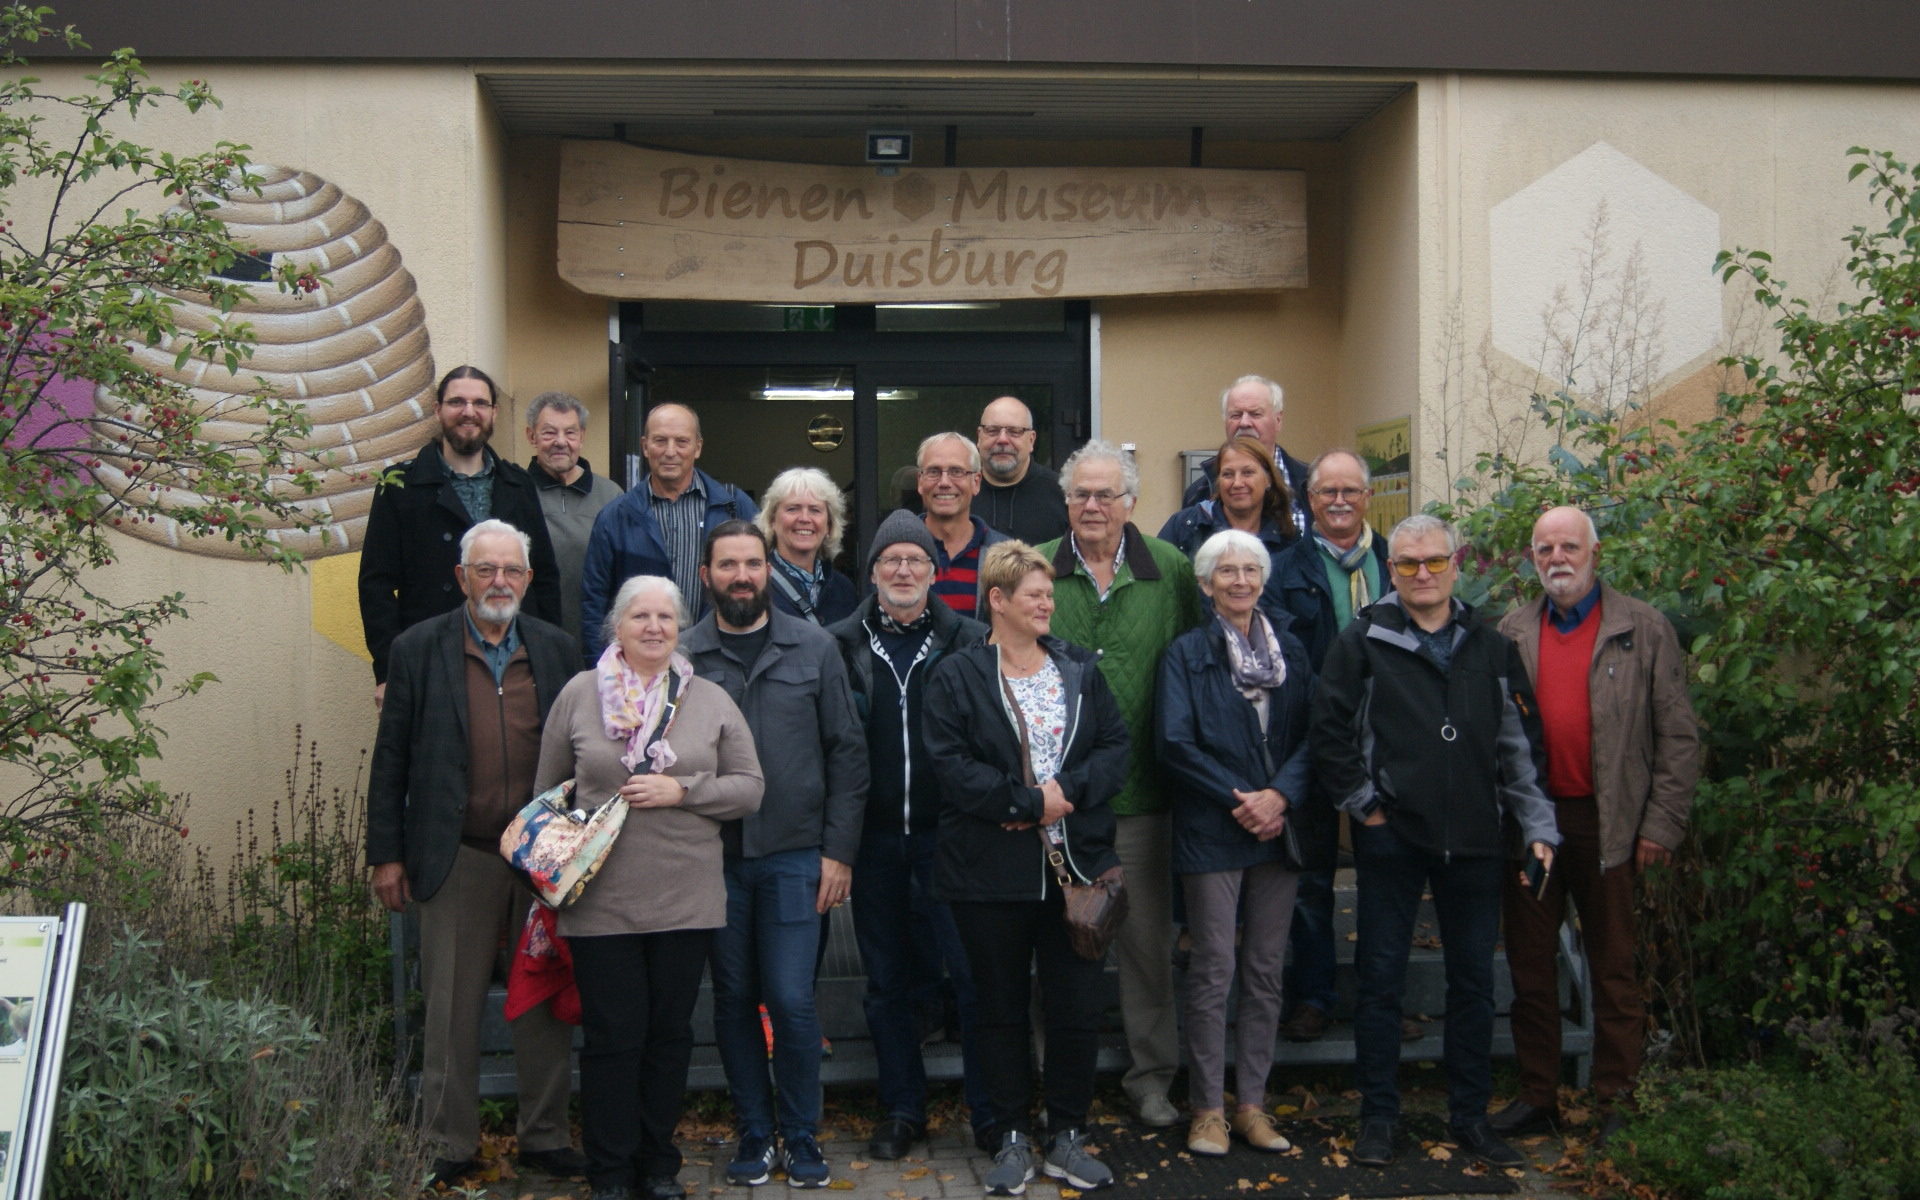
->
[[1155, 529, 1316, 1158]]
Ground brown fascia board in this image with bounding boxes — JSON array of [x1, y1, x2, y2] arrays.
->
[[35, 0, 1920, 82]]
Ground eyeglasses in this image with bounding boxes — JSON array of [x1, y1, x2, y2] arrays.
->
[[978, 424, 1032, 438], [464, 563, 528, 582], [1067, 488, 1128, 507], [1390, 556, 1454, 577], [918, 466, 976, 481], [439, 396, 496, 410], [1312, 487, 1368, 500], [876, 554, 933, 572], [1211, 563, 1264, 581]]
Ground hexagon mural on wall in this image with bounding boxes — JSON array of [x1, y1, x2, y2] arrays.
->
[[1490, 142, 1723, 398]]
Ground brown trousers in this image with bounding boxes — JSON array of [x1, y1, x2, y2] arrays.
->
[[416, 844, 575, 1159], [1502, 796, 1645, 1106]]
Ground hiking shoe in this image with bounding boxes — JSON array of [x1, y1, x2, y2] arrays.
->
[[1042, 1128, 1112, 1190], [1280, 1003, 1330, 1042], [727, 1133, 778, 1186], [983, 1131, 1036, 1196], [781, 1134, 830, 1188], [1353, 1118, 1397, 1167]]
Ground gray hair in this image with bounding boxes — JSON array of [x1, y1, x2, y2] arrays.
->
[[1388, 513, 1460, 557], [526, 391, 590, 430], [459, 519, 532, 567], [1194, 529, 1272, 587], [1058, 439, 1140, 503], [1533, 507, 1601, 548], [1219, 374, 1283, 418], [916, 431, 982, 473], [603, 575, 689, 645], [1307, 448, 1372, 491], [755, 466, 848, 562]]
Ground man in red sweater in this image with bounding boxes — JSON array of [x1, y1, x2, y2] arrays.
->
[[1492, 507, 1700, 1146]]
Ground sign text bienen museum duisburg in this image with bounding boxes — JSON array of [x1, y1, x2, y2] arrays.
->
[[558, 142, 1306, 303]]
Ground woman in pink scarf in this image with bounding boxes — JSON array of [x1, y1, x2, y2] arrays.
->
[[533, 575, 764, 1200]]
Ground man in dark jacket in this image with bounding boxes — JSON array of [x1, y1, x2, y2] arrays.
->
[[364, 519, 582, 1187], [684, 521, 867, 1190], [1179, 375, 1309, 533], [828, 509, 991, 1161], [1270, 449, 1392, 1044], [1313, 514, 1559, 1171], [580, 403, 759, 662], [358, 365, 562, 704]]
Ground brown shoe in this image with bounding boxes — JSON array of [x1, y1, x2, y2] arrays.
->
[[1230, 1108, 1291, 1152], [1187, 1112, 1230, 1156], [1280, 1004, 1330, 1042]]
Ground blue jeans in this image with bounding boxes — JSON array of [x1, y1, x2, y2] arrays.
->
[[711, 848, 824, 1140], [851, 830, 991, 1131], [1352, 821, 1503, 1126], [1284, 866, 1339, 1014]]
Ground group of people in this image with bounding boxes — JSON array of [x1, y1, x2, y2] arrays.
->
[[362, 367, 1700, 1200]]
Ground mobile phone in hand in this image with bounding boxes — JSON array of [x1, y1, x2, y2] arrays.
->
[[1523, 855, 1550, 901]]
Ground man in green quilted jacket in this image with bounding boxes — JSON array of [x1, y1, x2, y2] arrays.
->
[[1038, 440, 1204, 1128]]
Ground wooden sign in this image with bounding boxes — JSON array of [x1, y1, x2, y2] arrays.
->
[[558, 141, 1306, 303]]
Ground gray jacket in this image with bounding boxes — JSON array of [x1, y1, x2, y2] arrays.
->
[[683, 606, 868, 864]]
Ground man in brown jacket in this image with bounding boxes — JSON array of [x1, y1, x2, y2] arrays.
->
[[1491, 506, 1700, 1144]]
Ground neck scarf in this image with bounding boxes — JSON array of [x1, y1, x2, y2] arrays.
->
[[1219, 609, 1287, 701], [771, 550, 825, 605], [875, 604, 933, 635], [595, 643, 691, 773], [1319, 523, 1377, 613]]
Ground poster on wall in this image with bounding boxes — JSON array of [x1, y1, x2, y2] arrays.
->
[[0, 906, 87, 1200], [1355, 418, 1411, 537]]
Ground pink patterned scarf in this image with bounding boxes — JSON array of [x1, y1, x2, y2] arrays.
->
[[595, 643, 691, 773]]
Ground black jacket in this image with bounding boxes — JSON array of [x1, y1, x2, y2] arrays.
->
[[1311, 594, 1559, 859], [1271, 529, 1391, 671], [683, 606, 868, 865], [924, 637, 1127, 903], [1156, 615, 1322, 874], [829, 595, 988, 838], [357, 440, 562, 683], [978, 461, 1070, 546], [364, 607, 577, 901]]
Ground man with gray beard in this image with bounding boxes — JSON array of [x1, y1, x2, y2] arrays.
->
[[366, 519, 584, 1188]]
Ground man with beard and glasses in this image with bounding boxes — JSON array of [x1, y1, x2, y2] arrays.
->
[[360, 365, 563, 708], [975, 396, 1068, 546], [681, 520, 868, 1190], [1491, 507, 1698, 1147], [366, 520, 584, 1189]]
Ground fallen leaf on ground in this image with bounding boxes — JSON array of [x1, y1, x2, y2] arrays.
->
[[900, 1167, 930, 1180], [1236, 1178, 1254, 1190], [1271, 1104, 1299, 1116], [825, 1182, 855, 1192], [848, 1160, 870, 1170], [1427, 1144, 1453, 1161], [1328, 1151, 1350, 1167]]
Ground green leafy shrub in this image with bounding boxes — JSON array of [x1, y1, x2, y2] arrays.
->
[[53, 931, 434, 1199], [1438, 147, 1920, 1057], [1612, 1021, 1920, 1200]]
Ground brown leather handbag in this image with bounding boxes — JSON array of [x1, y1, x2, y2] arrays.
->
[[1001, 668, 1130, 961]]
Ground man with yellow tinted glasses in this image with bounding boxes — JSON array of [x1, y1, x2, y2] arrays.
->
[[1312, 514, 1559, 1171]]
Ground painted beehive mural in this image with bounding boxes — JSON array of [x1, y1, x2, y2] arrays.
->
[[89, 166, 437, 558]]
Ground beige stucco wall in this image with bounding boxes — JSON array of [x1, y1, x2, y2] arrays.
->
[[18, 61, 506, 860], [1416, 74, 1920, 508]]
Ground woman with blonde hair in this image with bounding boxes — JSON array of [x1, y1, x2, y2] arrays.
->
[[755, 467, 857, 626]]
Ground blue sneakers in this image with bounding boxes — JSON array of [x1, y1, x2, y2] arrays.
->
[[726, 1133, 778, 1186], [780, 1133, 830, 1189]]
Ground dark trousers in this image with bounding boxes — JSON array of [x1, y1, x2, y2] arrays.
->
[[572, 929, 714, 1189], [950, 892, 1106, 1135], [711, 848, 825, 1140], [1283, 866, 1339, 1014], [1352, 821, 1503, 1126], [851, 830, 992, 1129], [1504, 795, 1644, 1105]]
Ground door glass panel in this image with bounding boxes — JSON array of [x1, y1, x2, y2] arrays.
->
[[876, 384, 1054, 514], [874, 301, 1065, 333], [642, 302, 837, 332]]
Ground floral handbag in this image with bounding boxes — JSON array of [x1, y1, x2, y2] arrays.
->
[[499, 779, 628, 909]]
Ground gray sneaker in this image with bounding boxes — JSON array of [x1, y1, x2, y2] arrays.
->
[[982, 1131, 1036, 1196], [1042, 1128, 1112, 1190]]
